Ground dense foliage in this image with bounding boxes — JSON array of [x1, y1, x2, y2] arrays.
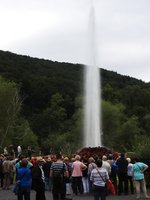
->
[[0, 50, 150, 156]]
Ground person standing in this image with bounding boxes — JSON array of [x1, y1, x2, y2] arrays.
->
[[88, 157, 97, 194], [32, 157, 46, 200], [132, 157, 150, 199], [82, 158, 89, 194], [16, 158, 32, 200], [116, 153, 128, 195], [71, 155, 87, 195], [2, 156, 13, 190], [126, 157, 134, 194], [102, 156, 111, 177], [43, 157, 52, 191], [50, 153, 68, 200], [110, 158, 118, 195], [63, 157, 72, 197], [90, 159, 109, 200]]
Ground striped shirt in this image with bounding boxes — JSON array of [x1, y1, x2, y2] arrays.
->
[[90, 167, 109, 187], [50, 162, 67, 177]]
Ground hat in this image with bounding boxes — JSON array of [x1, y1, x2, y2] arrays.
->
[[37, 157, 45, 163]]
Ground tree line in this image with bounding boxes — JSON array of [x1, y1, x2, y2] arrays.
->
[[0, 50, 150, 157]]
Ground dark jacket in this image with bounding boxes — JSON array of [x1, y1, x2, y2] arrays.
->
[[32, 164, 45, 191], [116, 157, 128, 174]]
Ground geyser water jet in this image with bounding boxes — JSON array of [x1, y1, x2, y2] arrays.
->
[[83, 4, 101, 147]]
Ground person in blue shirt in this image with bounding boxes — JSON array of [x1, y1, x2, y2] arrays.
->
[[16, 158, 32, 200], [132, 157, 150, 199]]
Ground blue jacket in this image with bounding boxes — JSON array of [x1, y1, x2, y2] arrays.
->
[[17, 167, 32, 189]]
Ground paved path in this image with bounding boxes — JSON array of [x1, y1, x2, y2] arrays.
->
[[0, 187, 149, 200]]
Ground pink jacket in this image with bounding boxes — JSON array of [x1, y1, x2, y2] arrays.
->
[[72, 160, 87, 177]]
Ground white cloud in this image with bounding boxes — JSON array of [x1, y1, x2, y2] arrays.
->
[[0, 0, 150, 82]]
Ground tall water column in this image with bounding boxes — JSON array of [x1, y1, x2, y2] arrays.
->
[[83, 5, 101, 147]]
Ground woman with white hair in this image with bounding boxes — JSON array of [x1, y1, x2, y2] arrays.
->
[[71, 155, 87, 195]]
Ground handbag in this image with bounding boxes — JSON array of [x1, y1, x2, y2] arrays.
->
[[96, 168, 116, 195], [106, 179, 116, 195]]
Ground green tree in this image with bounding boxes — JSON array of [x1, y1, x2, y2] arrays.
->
[[41, 95, 84, 155], [48, 93, 67, 132], [41, 92, 67, 137], [117, 116, 141, 151], [31, 92, 68, 144], [132, 135, 150, 159], [142, 114, 150, 135], [0, 77, 22, 147], [11, 118, 38, 150], [102, 100, 125, 149], [102, 83, 119, 103]]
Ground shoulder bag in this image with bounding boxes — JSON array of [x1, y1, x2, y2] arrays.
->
[[96, 168, 115, 195]]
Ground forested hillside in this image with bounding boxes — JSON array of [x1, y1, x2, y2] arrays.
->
[[0, 50, 150, 157]]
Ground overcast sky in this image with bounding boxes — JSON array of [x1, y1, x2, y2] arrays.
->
[[0, 0, 150, 82]]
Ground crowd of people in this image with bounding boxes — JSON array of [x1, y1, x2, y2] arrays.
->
[[0, 147, 150, 200]]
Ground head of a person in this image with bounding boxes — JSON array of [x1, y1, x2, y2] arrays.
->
[[126, 157, 131, 163], [18, 155, 25, 161], [102, 155, 107, 161], [108, 154, 113, 160], [64, 157, 69, 162], [20, 158, 28, 167], [47, 157, 51, 162], [37, 157, 45, 165], [121, 153, 125, 158], [75, 155, 81, 161], [96, 159, 103, 168], [89, 157, 95, 163], [56, 153, 62, 160]]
